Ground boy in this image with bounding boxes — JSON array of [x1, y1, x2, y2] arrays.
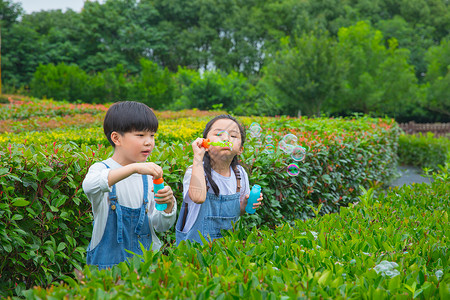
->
[[83, 101, 176, 269]]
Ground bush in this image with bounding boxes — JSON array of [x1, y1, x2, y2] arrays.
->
[[0, 100, 404, 297], [0, 143, 109, 296], [128, 59, 176, 110], [172, 68, 257, 112], [22, 167, 450, 299], [30, 63, 90, 102], [398, 133, 450, 170], [29, 59, 176, 106]]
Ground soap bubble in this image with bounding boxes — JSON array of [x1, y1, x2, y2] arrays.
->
[[291, 146, 306, 161], [435, 270, 443, 280], [373, 261, 400, 278], [384, 270, 400, 278], [217, 130, 229, 141], [287, 163, 300, 176], [265, 134, 273, 144], [248, 122, 262, 138], [264, 144, 275, 154], [278, 134, 298, 154]]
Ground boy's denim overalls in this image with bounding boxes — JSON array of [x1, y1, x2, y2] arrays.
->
[[86, 162, 152, 269], [176, 168, 241, 245]]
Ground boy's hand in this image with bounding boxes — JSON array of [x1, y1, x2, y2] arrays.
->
[[153, 185, 175, 213], [134, 162, 163, 179]]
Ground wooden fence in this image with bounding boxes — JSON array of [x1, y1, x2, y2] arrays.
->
[[398, 121, 450, 138]]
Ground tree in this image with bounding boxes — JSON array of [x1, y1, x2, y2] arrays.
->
[[20, 10, 82, 66], [260, 32, 344, 116], [77, 0, 163, 74], [0, 0, 23, 26], [424, 38, 450, 119], [377, 16, 434, 82], [2, 23, 44, 86], [334, 21, 419, 118], [128, 58, 176, 110]]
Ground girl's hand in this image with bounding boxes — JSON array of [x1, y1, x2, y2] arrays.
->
[[192, 137, 206, 161], [134, 162, 163, 179], [252, 193, 264, 210], [240, 193, 264, 214], [153, 185, 175, 213]]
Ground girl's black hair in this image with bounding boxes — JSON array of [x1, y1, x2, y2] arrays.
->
[[202, 115, 246, 196], [103, 101, 158, 147]]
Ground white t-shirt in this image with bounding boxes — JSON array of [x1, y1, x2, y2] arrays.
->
[[82, 158, 177, 251], [180, 164, 250, 232]]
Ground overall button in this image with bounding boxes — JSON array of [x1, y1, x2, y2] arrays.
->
[[111, 205, 116, 210]]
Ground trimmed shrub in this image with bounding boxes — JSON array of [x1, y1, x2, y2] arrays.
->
[[398, 133, 450, 170], [22, 168, 450, 299], [30, 63, 90, 102], [0, 114, 401, 297]]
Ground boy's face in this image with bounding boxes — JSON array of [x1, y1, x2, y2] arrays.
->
[[112, 130, 155, 164]]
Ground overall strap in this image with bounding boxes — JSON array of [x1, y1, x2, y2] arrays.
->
[[134, 174, 149, 235], [232, 165, 241, 193], [101, 161, 124, 244]]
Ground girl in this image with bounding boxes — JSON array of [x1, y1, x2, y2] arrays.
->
[[176, 115, 263, 245]]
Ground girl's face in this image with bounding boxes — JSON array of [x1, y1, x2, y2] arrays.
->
[[206, 118, 243, 158]]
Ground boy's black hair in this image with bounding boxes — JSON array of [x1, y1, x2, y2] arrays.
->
[[202, 115, 246, 196], [103, 101, 158, 147]]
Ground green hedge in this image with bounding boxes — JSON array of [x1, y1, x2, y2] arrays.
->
[[0, 116, 400, 297], [398, 133, 450, 170], [23, 167, 450, 299]]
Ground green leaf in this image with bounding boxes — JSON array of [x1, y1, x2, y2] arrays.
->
[[12, 198, 30, 207], [57, 242, 67, 251], [318, 270, 332, 285], [3, 243, 13, 253], [11, 214, 24, 221], [439, 283, 450, 299]]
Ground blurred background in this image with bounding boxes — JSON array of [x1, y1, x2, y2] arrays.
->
[[1, 0, 449, 122]]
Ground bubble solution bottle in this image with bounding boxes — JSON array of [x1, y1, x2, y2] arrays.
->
[[245, 185, 261, 214], [153, 177, 167, 211]]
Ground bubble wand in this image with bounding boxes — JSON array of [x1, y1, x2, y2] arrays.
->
[[201, 139, 233, 149]]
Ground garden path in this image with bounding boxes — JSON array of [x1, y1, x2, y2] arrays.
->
[[388, 165, 433, 187]]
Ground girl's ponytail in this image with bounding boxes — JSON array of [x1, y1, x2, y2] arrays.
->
[[204, 152, 220, 196]]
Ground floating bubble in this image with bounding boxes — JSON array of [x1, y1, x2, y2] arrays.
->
[[384, 270, 400, 278], [287, 163, 300, 176], [264, 144, 275, 154], [373, 261, 400, 278], [265, 134, 273, 144], [291, 146, 306, 161], [248, 122, 262, 138], [217, 130, 229, 141], [435, 270, 443, 280], [278, 134, 298, 154]]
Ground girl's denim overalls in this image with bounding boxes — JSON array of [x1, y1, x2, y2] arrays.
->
[[176, 168, 241, 245], [86, 162, 152, 269]]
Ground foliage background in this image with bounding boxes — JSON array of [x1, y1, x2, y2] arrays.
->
[[0, 98, 414, 296], [1, 0, 449, 121]]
